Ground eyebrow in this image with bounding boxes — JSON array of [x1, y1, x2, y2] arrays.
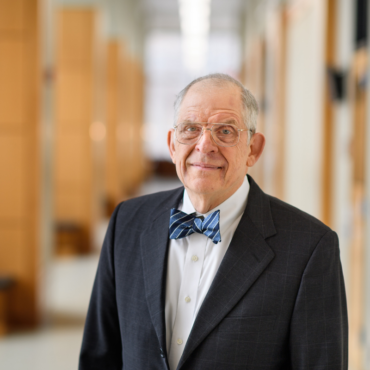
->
[[220, 119, 238, 125]]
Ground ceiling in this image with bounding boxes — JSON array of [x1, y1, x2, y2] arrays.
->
[[140, 0, 248, 34]]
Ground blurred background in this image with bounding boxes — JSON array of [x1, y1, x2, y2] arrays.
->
[[0, 0, 369, 368]]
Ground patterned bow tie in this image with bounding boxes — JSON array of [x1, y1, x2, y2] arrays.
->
[[169, 208, 222, 244]]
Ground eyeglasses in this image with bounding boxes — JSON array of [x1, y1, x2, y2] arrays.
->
[[173, 122, 252, 147]]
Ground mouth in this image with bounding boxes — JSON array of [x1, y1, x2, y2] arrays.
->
[[191, 162, 223, 171]]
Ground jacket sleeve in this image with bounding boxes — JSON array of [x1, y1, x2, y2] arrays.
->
[[79, 204, 123, 370], [289, 230, 348, 369]]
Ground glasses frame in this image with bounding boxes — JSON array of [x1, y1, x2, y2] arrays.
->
[[173, 122, 253, 147]]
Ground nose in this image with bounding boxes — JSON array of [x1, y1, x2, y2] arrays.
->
[[195, 128, 218, 153]]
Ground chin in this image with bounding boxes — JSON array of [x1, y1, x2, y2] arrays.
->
[[186, 178, 219, 194]]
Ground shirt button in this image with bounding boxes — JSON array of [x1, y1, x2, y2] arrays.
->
[[177, 338, 183, 345], [185, 296, 191, 303], [191, 255, 198, 262]]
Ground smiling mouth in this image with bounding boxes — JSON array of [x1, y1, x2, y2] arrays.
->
[[191, 163, 223, 170]]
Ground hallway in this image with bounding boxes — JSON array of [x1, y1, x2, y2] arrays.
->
[[0, 176, 182, 370], [0, 0, 370, 368]]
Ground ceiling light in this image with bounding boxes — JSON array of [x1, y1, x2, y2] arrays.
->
[[178, 0, 211, 74]]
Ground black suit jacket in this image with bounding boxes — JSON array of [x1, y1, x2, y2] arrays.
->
[[79, 175, 348, 370]]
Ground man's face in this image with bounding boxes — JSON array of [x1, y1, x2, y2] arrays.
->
[[168, 81, 260, 206]]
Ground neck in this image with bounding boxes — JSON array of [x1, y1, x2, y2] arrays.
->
[[186, 178, 245, 214]]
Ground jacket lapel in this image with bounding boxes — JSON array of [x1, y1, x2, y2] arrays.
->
[[140, 187, 184, 363], [178, 175, 276, 368]]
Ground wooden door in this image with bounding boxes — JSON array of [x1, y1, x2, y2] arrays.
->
[[0, 0, 41, 329]]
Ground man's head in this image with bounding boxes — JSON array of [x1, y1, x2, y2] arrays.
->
[[167, 73, 265, 212], [174, 73, 259, 141]]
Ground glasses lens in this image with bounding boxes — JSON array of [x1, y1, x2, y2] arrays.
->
[[213, 124, 239, 146], [176, 123, 202, 144], [175, 123, 240, 147]]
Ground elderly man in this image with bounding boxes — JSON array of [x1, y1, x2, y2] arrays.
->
[[79, 74, 348, 370]]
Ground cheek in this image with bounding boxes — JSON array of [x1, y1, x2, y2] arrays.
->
[[174, 146, 193, 168], [227, 148, 248, 174]]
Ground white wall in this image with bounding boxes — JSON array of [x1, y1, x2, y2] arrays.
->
[[283, 0, 326, 219], [332, 0, 354, 296]]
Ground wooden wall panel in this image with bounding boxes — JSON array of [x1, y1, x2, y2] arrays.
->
[[109, 48, 146, 200], [121, 53, 135, 195], [0, 227, 23, 275], [0, 0, 41, 328], [348, 47, 367, 370], [321, 0, 337, 227], [117, 49, 134, 196], [55, 190, 90, 219], [54, 9, 103, 253], [132, 62, 145, 187], [105, 41, 121, 209], [0, 136, 26, 219], [57, 11, 94, 68], [56, 72, 92, 124], [0, 0, 25, 32], [0, 40, 25, 128]]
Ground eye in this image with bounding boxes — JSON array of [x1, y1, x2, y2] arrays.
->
[[221, 129, 231, 135], [187, 126, 197, 132]]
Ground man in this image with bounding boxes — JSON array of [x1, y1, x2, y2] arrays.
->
[[79, 73, 348, 369]]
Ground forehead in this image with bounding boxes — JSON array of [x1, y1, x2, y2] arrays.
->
[[178, 81, 243, 119]]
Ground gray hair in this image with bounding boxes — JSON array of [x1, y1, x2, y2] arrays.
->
[[174, 73, 259, 139]]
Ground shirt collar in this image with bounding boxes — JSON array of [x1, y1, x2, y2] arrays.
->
[[181, 176, 250, 233]]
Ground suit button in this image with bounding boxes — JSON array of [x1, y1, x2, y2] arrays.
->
[[160, 348, 165, 358]]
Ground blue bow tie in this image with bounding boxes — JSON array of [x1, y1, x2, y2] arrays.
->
[[169, 208, 222, 244]]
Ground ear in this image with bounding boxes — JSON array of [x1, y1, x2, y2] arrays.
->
[[167, 129, 177, 164], [246, 132, 265, 167]]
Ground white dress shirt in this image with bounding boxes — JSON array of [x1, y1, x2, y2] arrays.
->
[[165, 176, 250, 370]]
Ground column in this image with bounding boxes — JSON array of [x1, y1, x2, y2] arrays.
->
[[54, 8, 104, 254], [0, 0, 41, 328]]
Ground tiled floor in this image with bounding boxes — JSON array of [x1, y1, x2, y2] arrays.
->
[[0, 326, 84, 370], [0, 254, 100, 370], [0, 176, 182, 370], [46, 255, 100, 318]]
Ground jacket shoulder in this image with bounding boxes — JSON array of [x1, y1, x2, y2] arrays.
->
[[113, 187, 184, 230], [267, 194, 332, 235]]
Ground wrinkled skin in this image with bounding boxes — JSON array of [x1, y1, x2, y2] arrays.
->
[[167, 81, 265, 213]]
